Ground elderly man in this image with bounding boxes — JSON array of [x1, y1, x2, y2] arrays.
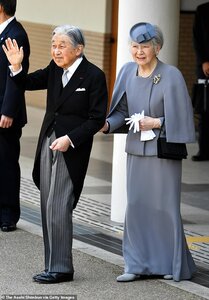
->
[[0, 0, 30, 232], [3, 25, 108, 283]]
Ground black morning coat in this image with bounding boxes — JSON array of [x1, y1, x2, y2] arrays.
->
[[12, 56, 108, 208]]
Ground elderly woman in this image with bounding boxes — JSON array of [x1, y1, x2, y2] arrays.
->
[[102, 22, 196, 282]]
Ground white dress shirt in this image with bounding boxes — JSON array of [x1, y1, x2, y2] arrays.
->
[[62, 57, 83, 148], [63, 56, 83, 82], [0, 16, 15, 35]]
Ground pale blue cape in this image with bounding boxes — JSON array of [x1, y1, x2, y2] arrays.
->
[[108, 60, 195, 144]]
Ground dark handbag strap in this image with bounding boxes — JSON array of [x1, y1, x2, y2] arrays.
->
[[158, 119, 165, 138]]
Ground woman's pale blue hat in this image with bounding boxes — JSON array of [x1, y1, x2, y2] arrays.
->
[[130, 22, 156, 43]]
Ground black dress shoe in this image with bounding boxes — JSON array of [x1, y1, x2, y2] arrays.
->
[[33, 272, 74, 284], [191, 155, 209, 161], [33, 270, 48, 280], [1, 223, 16, 232]]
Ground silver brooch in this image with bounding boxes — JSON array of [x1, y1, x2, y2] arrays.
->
[[153, 74, 161, 84]]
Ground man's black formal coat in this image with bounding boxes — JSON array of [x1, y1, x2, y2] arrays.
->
[[14, 57, 108, 208], [0, 18, 30, 224]]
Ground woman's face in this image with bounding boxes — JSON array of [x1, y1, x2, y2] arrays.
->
[[130, 41, 159, 66]]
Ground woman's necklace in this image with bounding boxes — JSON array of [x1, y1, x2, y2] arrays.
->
[[138, 60, 158, 78]]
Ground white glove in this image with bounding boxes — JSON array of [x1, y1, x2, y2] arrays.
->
[[125, 111, 144, 133], [125, 110, 156, 141]]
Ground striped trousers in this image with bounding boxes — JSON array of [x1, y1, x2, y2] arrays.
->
[[40, 132, 74, 273]]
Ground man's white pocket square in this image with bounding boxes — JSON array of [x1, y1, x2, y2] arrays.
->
[[76, 88, 86, 91]]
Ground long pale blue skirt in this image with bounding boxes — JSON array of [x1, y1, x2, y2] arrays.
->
[[123, 154, 196, 281]]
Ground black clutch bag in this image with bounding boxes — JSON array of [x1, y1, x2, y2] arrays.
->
[[192, 79, 209, 114], [157, 120, 188, 160]]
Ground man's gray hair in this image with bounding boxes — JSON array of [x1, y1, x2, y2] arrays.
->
[[53, 25, 85, 48]]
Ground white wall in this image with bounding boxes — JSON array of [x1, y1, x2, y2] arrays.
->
[[16, 0, 112, 33]]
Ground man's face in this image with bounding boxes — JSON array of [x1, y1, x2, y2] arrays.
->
[[51, 34, 82, 69]]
